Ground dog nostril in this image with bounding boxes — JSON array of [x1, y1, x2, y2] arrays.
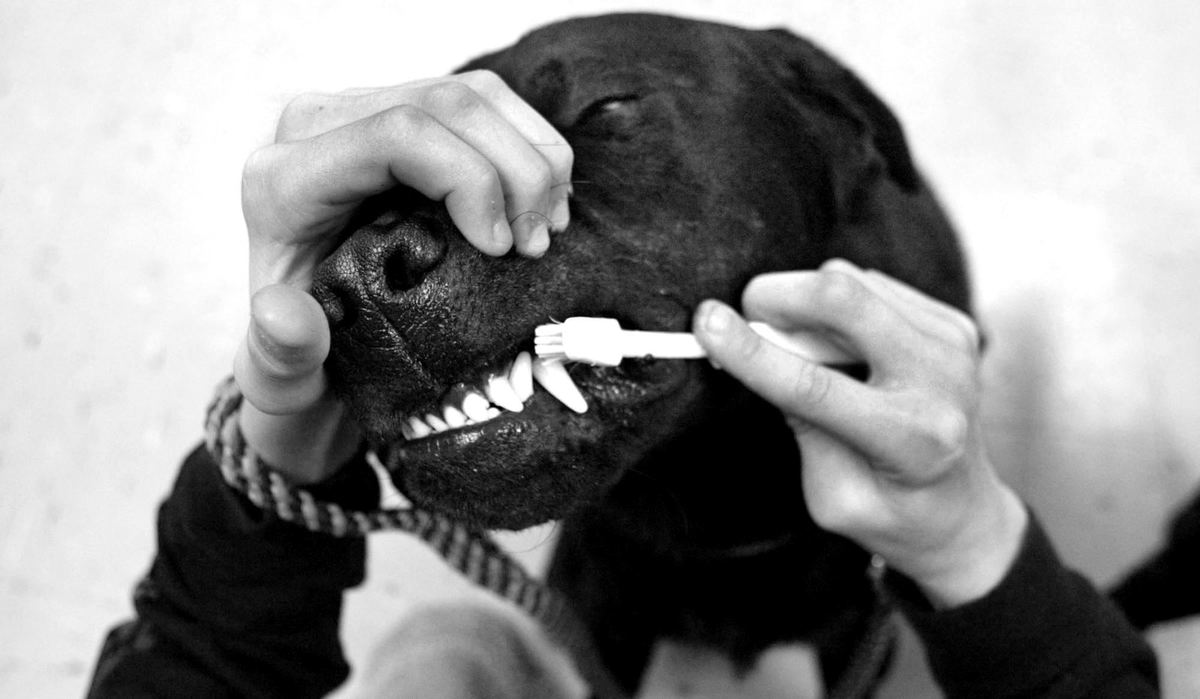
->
[[383, 229, 447, 293], [313, 285, 357, 331]]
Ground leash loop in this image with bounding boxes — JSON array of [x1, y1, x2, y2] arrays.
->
[[204, 377, 627, 698], [204, 376, 891, 697]]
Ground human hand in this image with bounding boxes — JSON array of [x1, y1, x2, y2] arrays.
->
[[693, 259, 1027, 608], [233, 71, 574, 483]]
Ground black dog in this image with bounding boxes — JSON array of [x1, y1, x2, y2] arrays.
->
[[311, 12, 971, 693]]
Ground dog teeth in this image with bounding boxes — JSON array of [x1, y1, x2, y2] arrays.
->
[[425, 412, 449, 432], [485, 371, 525, 412], [401, 349, 588, 442], [461, 390, 493, 422], [443, 404, 468, 429], [532, 357, 588, 413], [510, 351, 534, 401], [409, 416, 433, 439]]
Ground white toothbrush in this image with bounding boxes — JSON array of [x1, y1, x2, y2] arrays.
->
[[533, 316, 857, 366]]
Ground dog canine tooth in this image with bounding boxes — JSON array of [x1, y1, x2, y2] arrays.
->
[[443, 404, 468, 428], [485, 371, 525, 412], [510, 351, 534, 401], [461, 390, 493, 422], [532, 357, 588, 413]]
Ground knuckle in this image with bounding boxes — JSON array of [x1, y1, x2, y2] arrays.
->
[[513, 159, 554, 196], [557, 145, 575, 174], [934, 342, 981, 397], [919, 404, 971, 461], [957, 317, 983, 354], [805, 496, 844, 533], [456, 157, 503, 197], [458, 69, 506, 95], [806, 480, 871, 535], [546, 144, 575, 184], [276, 92, 329, 141], [241, 144, 306, 216], [786, 358, 834, 408], [811, 270, 866, 313], [241, 145, 272, 182], [420, 80, 483, 115], [372, 103, 430, 135], [241, 146, 281, 200]]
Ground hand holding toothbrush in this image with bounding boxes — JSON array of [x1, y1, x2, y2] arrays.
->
[[692, 259, 1027, 608], [234, 72, 574, 483]]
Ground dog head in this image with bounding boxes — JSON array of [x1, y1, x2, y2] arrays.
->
[[311, 13, 969, 531]]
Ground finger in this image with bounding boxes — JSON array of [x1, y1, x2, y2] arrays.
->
[[233, 284, 330, 415], [795, 426, 888, 536], [739, 269, 926, 373], [694, 299, 909, 452], [862, 268, 981, 352], [452, 70, 574, 230], [260, 107, 515, 256], [820, 259, 978, 352], [411, 78, 558, 255], [275, 73, 573, 242], [283, 74, 572, 199]]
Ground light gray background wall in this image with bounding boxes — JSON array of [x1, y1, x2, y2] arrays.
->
[[2, 1, 1198, 695]]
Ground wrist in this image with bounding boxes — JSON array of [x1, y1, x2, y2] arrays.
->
[[906, 481, 1028, 609], [238, 394, 362, 485]]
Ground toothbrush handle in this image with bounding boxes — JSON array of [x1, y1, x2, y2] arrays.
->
[[745, 322, 857, 365], [624, 323, 856, 365], [621, 330, 707, 358]]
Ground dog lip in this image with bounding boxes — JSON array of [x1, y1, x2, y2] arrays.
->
[[389, 392, 563, 460]]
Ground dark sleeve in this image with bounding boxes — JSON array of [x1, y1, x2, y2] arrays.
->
[[1110, 486, 1200, 628], [885, 514, 1160, 698], [87, 443, 379, 698]]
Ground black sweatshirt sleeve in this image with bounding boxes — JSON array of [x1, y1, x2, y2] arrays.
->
[[87, 443, 379, 698], [1110, 486, 1200, 629], [886, 514, 1160, 698]]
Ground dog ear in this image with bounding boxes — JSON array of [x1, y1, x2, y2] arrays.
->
[[759, 28, 920, 194], [748, 28, 920, 199], [745, 27, 975, 316]]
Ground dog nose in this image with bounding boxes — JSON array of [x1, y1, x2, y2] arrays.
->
[[382, 224, 447, 293], [312, 215, 448, 332]]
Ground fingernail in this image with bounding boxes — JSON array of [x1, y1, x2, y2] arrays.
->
[[699, 299, 735, 336], [526, 222, 550, 257], [549, 189, 571, 232], [492, 219, 514, 252], [511, 213, 550, 257], [822, 258, 859, 273], [250, 315, 303, 368]]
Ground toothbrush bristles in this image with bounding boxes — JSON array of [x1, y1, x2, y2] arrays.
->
[[533, 323, 568, 361]]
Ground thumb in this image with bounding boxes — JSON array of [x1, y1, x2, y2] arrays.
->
[[233, 284, 331, 415], [693, 299, 828, 410]]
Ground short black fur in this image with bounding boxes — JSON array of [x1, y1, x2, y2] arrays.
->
[[311, 12, 971, 692]]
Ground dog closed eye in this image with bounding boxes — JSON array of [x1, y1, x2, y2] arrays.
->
[[573, 94, 643, 129]]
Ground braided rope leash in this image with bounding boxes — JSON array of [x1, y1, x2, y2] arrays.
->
[[204, 377, 892, 697], [204, 377, 627, 699]]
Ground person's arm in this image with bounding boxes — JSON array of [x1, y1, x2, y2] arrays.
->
[[1111, 485, 1200, 629], [87, 444, 377, 698], [693, 259, 1158, 696], [890, 512, 1158, 697]]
